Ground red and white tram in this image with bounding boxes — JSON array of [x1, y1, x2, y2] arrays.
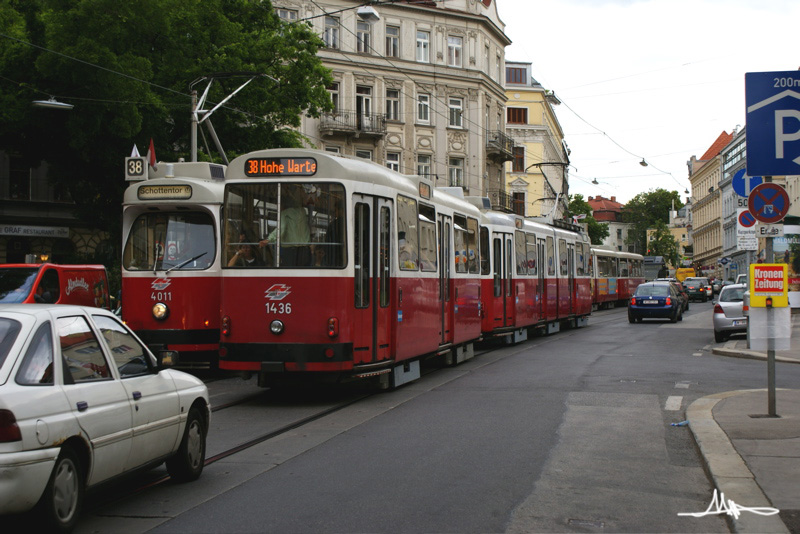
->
[[121, 161, 226, 369], [216, 148, 594, 388], [590, 247, 645, 309], [475, 207, 592, 342]]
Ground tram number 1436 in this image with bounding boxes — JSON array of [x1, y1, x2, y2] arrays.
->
[[266, 302, 292, 314]]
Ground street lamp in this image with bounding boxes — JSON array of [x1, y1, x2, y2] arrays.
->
[[32, 97, 73, 110]]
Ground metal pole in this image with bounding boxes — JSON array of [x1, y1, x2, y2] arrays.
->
[[767, 305, 776, 416], [191, 89, 198, 162]]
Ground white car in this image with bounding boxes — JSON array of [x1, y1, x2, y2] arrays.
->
[[0, 304, 209, 531]]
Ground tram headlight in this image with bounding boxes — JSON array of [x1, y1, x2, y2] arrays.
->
[[152, 302, 169, 321], [270, 320, 285, 335]]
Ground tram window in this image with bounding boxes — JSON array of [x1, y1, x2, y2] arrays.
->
[[620, 258, 629, 277], [575, 243, 585, 276], [397, 195, 418, 270], [123, 212, 215, 271], [559, 239, 568, 276], [223, 182, 345, 268], [479, 227, 490, 275], [380, 206, 390, 307], [493, 237, 502, 297], [418, 204, 437, 272], [526, 235, 537, 276], [454, 215, 468, 274], [546, 236, 555, 276], [467, 217, 479, 274], [515, 231, 527, 275]]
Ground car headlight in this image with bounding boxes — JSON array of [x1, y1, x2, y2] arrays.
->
[[152, 302, 169, 321]]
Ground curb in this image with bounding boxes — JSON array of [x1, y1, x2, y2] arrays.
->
[[686, 390, 789, 534], [711, 347, 800, 364]]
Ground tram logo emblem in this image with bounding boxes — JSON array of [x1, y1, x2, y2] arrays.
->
[[151, 278, 172, 291], [265, 284, 291, 301]]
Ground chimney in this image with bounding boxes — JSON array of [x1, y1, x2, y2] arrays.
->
[[611, 196, 616, 203]]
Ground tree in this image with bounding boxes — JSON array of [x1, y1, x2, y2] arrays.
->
[[0, 0, 333, 251], [622, 188, 683, 253], [568, 194, 609, 245], [647, 219, 679, 267]]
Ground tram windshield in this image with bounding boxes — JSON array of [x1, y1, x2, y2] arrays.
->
[[123, 212, 216, 271], [223, 182, 346, 269]]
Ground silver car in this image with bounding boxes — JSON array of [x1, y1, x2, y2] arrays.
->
[[713, 283, 748, 342]]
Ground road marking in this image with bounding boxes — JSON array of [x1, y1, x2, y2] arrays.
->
[[665, 396, 683, 411], [693, 352, 703, 357], [675, 382, 690, 389]]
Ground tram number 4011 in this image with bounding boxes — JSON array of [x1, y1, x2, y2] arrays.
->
[[266, 302, 292, 314], [151, 291, 172, 301]]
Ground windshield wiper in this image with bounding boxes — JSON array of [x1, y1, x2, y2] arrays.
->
[[166, 252, 207, 274]]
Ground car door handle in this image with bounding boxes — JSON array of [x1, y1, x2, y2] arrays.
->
[[76, 401, 88, 412], [132, 391, 142, 401]]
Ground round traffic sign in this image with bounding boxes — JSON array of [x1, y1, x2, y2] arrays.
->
[[732, 169, 763, 198], [738, 210, 757, 228], [748, 183, 790, 224]]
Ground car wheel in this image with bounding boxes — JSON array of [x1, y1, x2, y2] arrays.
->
[[38, 446, 84, 532], [670, 309, 678, 323], [166, 407, 206, 482], [714, 330, 725, 343], [628, 313, 635, 324], [678, 309, 683, 322], [685, 301, 689, 311]]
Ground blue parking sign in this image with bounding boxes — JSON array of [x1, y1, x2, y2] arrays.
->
[[745, 71, 800, 176]]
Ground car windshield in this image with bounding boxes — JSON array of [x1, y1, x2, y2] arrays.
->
[[0, 267, 41, 303], [720, 288, 745, 302], [636, 285, 669, 297], [0, 318, 23, 368]]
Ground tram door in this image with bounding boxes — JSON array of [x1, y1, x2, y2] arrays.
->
[[568, 242, 576, 315], [492, 232, 514, 328], [537, 238, 546, 320], [352, 195, 392, 364], [438, 214, 452, 345]]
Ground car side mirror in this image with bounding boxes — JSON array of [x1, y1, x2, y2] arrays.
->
[[155, 350, 180, 370]]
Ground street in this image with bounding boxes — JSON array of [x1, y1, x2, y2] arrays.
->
[[65, 302, 799, 533]]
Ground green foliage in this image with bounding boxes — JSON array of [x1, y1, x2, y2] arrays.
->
[[647, 219, 679, 267], [0, 0, 333, 254], [568, 193, 609, 245], [622, 188, 684, 252]]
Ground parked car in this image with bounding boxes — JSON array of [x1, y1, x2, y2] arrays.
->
[[683, 277, 711, 302], [0, 263, 111, 309], [713, 283, 748, 342], [655, 278, 689, 312], [735, 273, 748, 286], [0, 304, 210, 531], [711, 279, 723, 295], [628, 282, 683, 323]]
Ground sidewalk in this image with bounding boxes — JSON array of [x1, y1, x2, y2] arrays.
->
[[686, 311, 799, 533]]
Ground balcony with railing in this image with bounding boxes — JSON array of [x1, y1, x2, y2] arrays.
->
[[319, 110, 387, 137], [486, 130, 514, 162], [488, 189, 513, 213]]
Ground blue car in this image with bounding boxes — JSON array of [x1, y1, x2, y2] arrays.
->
[[628, 282, 683, 323]]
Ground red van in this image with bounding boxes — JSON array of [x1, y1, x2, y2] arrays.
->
[[0, 263, 111, 309]]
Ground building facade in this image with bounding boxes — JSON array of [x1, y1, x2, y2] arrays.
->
[[687, 130, 732, 277], [587, 195, 637, 252], [503, 60, 568, 219], [278, 0, 513, 204]]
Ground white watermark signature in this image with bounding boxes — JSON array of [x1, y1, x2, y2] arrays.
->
[[678, 490, 779, 519]]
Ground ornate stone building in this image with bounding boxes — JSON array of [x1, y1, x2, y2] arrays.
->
[[276, 0, 513, 203]]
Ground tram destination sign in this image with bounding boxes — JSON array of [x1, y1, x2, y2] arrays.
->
[[138, 184, 192, 200], [245, 157, 318, 177]]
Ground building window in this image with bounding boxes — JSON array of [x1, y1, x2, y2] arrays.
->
[[448, 97, 463, 128], [276, 8, 298, 21], [386, 152, 400, 172], [386, 25, 400, 57], [512, 147, 525, 172], [513, 192, 525, 216], [417, 154, 431, 177], [417, 93, 430, 124], [8, 156, 30, 200], [448, 158, 464, 187], [357, 21, 371, 53], [356, 149, 373, 160], [416, 30, 430, 62], [447, 36, 462, 67], [386, 89, 400, 121], [324, 16, 339, 49], [327, 82, 339, 112], [506, 67, 526, 84], [507, 107, 527, 124], [496, 54, 502, 82], [325, 145, 341, 154]]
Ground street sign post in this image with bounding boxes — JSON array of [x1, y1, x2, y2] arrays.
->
[[745, 70, 800, 176]]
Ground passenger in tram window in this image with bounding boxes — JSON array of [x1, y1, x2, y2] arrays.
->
[[398, 231, 417, 269], [260, 184, 311, 266], [322, 200, 345, 267], [228, 234, 264, 268]]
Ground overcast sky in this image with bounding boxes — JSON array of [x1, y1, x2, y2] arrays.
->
[[496, 0, 799, 205]]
